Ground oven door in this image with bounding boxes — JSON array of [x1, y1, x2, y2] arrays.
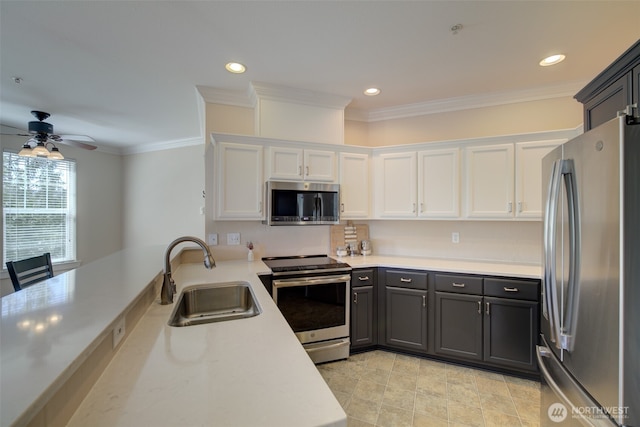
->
[[272, 274, 350, 345]]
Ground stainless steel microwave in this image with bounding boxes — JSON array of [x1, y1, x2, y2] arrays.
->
[[264, 181, 340, 226]]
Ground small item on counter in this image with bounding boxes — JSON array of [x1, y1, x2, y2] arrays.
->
[[361, 240, 372, 256], [247, 241, 254, 261], [336, 246, 347, 257]]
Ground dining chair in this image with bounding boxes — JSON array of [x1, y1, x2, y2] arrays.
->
[[6, 253, 54, 292]]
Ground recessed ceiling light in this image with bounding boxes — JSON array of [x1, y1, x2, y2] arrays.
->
[[225, 62, 246, 73], [539, 54, 566, 67], [364, 87, 380, 96]]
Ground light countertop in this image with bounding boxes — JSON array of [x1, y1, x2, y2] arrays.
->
[[1, 248, 540, 427]]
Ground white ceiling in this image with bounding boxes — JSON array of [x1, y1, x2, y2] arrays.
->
[[1, 1, 638, 152]]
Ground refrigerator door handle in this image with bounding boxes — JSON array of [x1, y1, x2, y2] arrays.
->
[[560, 160, 581, 352], [543, 159, 563, 347]]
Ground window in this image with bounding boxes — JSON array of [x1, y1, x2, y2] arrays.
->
[[3, 151, 76, 264]]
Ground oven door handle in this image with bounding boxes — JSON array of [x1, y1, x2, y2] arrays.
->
[[273, 274, 351, 288]]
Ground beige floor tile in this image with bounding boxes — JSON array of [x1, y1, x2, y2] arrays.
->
[[412, 412, 449, 427], [483, 408, 523, 427], [447, 381, 481, 408], [353, 379, 386, 404], [346, 396, 380, 425], [382, 385, 416, 411], [347, 416, 376, 427], [329, 374, 359, 395], [376, 404, 414, 427], [392, 355, 421, 376], [361, 367, 391, 385], [479, 392, 518, 416], [416, 376, 447, 397], [414, 392, 448, 420], [448, 401, 486, 427], [332, 390, 352, 409], [475, 376, 511, 397], [367, 355, 395, 371], [388, 372, 418, 391], [513, 397, 541, 423]]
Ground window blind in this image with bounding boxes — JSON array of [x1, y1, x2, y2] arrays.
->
[[3, 151, 76, 264]]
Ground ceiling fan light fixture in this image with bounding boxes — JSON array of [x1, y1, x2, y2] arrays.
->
[[48, 146, 64, 160], [225, 62, 246, 74], [18, 143, 35, 157], [31, 141, 50, 157], [539, 54, 566, 66]]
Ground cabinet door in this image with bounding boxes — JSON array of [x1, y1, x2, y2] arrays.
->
[[465, 144, 514, 218], [339, 152, 370, 218], [514, 140, 564, 219], [583, 72, 632, 131], [304, 149, 335, 182], [375, 152, 417, 218], [435, 292, 483, 361], [216, 143, 264, 219], [351, 286, 374, 349], [483, 297, 539, 371], [633, 64, 640, 108], [418, 148, 460, 218], [385, 286, 427, 352], [267, 147, 303, 180]]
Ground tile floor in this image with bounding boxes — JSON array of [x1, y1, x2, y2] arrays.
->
[[316, 350, 541, 427]]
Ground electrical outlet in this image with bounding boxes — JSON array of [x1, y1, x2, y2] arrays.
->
[[452, 232, 460, 244], [112, 317, 126, 349], [227, 232, 241, 245], [208, 233, 218, 246]]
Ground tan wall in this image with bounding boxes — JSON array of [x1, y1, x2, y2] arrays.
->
[[346, 96, 582, 147]]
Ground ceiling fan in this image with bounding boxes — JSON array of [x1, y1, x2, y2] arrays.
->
[[1, 110, 97, 159]]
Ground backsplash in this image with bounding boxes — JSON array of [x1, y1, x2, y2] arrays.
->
[[207, 219, 542, 265]]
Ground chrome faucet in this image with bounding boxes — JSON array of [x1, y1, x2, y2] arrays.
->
[[161, 236, 216, 305]]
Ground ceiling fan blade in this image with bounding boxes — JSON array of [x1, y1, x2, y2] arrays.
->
[[57, 138, 97, 151], [59, 134, 95, 143]]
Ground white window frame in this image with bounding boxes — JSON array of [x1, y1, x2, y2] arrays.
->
[[2, 151, 77, 265]]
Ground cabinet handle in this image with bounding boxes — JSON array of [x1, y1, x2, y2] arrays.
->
[[452, 282, 465, 288], [503, 287, 519, 292], [517, 201, 523, 213], [298, 165, 302, 176], [420, 202, 424, 213], [477, 300, 482, 314], [341, 203, 345, 213], [423, 295, 426, 307], [259, 201, 262, 213], [353, 292, 358, 304], [508, 201, 513, 213], [305, 166, 309, 176], [486, 302, 490, 316], [358, 276, 370, 281], [400, 277, 412, 283], [412, 203, 416, 213]]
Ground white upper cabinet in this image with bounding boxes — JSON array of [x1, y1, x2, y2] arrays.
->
[[375, 152, 417, 217], [216, 142, 264, 220], [464, 140, 564, 219], [465, 144, 515, 218], [267, 147, 335, 182], [418, 148, 460, 218], [515, 140, 564, 218], [339, 152, 370, 218]]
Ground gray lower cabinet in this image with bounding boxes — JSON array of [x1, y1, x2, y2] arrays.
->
[[435, 274, 540, 373], [351, 269, 376, 350], [383, 269, 428, 352]]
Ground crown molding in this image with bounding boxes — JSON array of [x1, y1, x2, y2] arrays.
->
[[122, 136, 203, 155], [249, 81, 352, 109], [196, 85, 254, 108], [345, 81, 588, 122]]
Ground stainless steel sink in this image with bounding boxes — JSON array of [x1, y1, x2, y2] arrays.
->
[[168, 281, 261, 327]]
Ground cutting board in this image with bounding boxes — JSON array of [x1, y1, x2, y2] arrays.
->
[[330, 222, 369, 255]]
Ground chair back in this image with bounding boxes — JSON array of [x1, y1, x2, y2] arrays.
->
[[6, 253, 55, 291]]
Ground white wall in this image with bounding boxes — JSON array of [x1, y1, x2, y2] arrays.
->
[[1, 134, 124, 296], [122, 143, 206, 249]]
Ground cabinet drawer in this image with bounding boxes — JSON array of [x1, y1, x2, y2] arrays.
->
[[386, 269, 428, 290], [435, 274, 483, 295], [484, 278, 539, 301], [352, 269, 375, 288]]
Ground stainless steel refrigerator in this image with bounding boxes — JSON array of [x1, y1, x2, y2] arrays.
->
[[538, 115, 639, 426]]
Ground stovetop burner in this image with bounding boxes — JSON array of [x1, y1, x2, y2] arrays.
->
[[262, 255, 351, 275]]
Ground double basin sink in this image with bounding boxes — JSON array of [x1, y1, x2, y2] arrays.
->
[[168, 281, 261, 327]]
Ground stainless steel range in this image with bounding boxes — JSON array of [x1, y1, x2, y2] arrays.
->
[[262, 255, 351, 364]]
